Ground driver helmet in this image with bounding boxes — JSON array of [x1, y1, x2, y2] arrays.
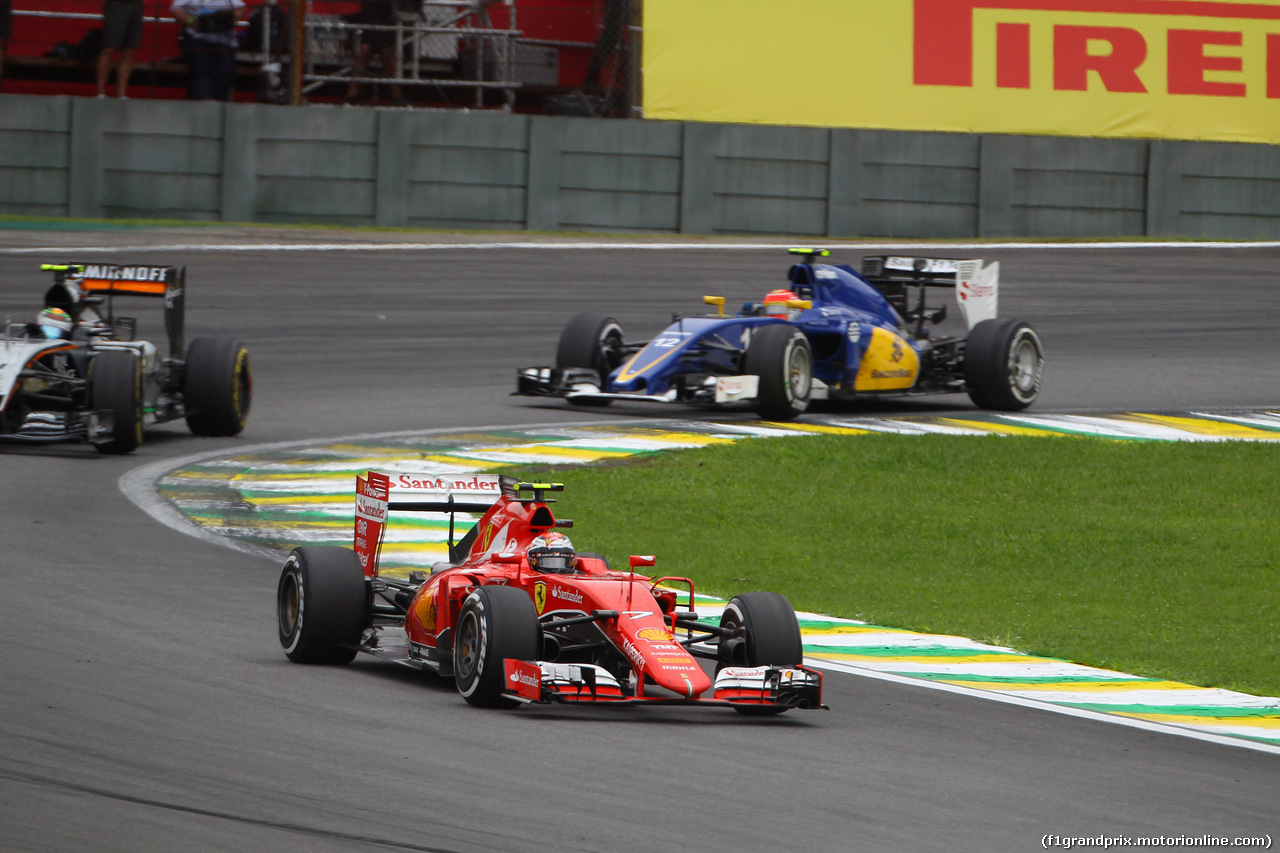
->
[[527, 532, 576, 574], [762, 289, 799, 319], [37, 307, 73, 339]]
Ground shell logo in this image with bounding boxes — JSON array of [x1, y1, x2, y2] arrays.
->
[[637, 627, 673, 641]]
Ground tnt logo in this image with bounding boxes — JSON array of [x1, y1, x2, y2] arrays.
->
[[914, 0, 1280, 98]]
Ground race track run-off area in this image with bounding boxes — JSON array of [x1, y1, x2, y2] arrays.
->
[[128, 410, 1280, 753]]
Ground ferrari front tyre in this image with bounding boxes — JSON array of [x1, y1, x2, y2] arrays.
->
[[184, 336, 252, 436], [556, 312, 624, 406], [964, 319, 1044, 411], [88, 350, 143, 454], [718, 592, 805, 716], [743, 324, 812, 420], [453, 585, 540, 708], [277, 546, 367, 664]]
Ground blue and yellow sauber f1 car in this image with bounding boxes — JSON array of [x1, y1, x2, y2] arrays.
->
[[516, 249, 1044, 420]]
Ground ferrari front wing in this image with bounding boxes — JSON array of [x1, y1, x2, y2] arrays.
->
[[503, 659, 825, 710]]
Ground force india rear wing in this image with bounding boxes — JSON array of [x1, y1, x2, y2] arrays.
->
[[353, 471, 513, 577], [42, 263, 186, 358], [859, 255, 998, 330]]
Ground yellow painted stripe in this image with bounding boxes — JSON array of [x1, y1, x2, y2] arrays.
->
[[762, 422, 873, 436], [938, 679, 1192, 693], [814, 652, 1055, 664], [244, 494, 351, 506], [471, 445, 637, 461], [802, 624, 916, 635], [1112, 712, 1280, 729], [1118, 413, 1280, 440], [939, 418, 1068, 437], [414, 455, 507, 469]]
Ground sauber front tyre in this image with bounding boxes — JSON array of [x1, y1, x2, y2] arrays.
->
[[743, 324, 813, 420], [556, 312, 624, 405]]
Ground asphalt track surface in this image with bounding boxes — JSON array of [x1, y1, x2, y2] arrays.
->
[[1, 228, 1277, 852]]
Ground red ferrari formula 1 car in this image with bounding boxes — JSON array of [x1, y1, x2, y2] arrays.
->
[[276, 473, 824, 713]]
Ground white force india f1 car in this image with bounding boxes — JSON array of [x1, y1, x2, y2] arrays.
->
[[0, 263, 252, 454]]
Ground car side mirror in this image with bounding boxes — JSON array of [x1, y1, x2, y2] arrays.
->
[[629, 555, 656, 569]]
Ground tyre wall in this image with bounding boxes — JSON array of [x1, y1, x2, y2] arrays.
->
[[1, 93, 1279, 239]]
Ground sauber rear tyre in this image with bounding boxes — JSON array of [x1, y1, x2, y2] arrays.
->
[[964, 319, 1044, 411], [89, 350, 143, 454], [718, 592, 804, 716], [556, 312, 624, 406], [454, 585, 539, 708], [184, 336, 252, 436], [743, 324, 812, 420], [277, 546, 366, 664]]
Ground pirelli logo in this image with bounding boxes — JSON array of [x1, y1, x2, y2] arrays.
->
[[915, 0, 1280, 97]]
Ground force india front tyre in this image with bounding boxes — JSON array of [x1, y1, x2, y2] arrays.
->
[[555, 312, 625, 406], [743, 324, 813, 420], [963, 319, 1044, 411], [453, 585, 540, 708], [277, 546, 367, 664], [88, 349, 143, 454], [718, 591, 805, 716], [184, 336, 253, 436]]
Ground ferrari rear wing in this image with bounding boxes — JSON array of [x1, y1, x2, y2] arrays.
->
[[859, 255, 998, 330], [353, 471, 513, 577]]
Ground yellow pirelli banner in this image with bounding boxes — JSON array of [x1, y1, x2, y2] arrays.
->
[[643, 0, 1280, 143]]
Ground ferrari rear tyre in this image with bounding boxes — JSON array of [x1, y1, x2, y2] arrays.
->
[[556, 312, 624, 406], [89, 350, 143, 454], [184, 337, 252, 436], [277, 546, 366, 664], [743, 324, 812, 420], [454, 585, 540, 708], [718, 592, 804, 716], [964, 319, 1043, 411]]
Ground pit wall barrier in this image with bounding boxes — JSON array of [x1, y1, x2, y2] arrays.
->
[[2, 93, 1279, 239]]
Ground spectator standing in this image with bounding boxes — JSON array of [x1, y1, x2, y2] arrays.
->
[[97, 0, 144, 98], [343, 0, 408, 106], [0, 0, 11, 91], [171, 0, 245, 101]]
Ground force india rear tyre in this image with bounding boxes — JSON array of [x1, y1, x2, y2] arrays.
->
[[277, 546, 367, 664], [89, 350, 143, 455], [556, 312, 625, 407], [718, 591, 804, 716], [184, 336, 253, 436], [743, 324, 812, 420], [964, 319, 1044, 411], [454, 585, 540, 708]]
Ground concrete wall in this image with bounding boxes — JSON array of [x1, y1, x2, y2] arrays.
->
[[2, 94, 1278, 239]]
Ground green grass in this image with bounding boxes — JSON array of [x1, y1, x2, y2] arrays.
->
[[510, 434, 1280, 698]]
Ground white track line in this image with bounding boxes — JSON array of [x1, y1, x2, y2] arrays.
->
[[811, 660, 1280, 757]]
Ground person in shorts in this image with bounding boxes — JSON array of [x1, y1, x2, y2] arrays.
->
[[343, 0, 408, 106], [97, 0, 144, 98]]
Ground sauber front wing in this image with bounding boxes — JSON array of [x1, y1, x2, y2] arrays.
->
[[514, 366, 762, 407]]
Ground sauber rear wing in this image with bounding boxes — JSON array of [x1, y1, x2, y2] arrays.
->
[[353, 471, 513, 577], [42, 263, 186, 357], [860, 255, 998, 330]]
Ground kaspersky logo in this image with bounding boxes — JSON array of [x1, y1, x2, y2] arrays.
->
[[914, 0, 1280, 97]]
